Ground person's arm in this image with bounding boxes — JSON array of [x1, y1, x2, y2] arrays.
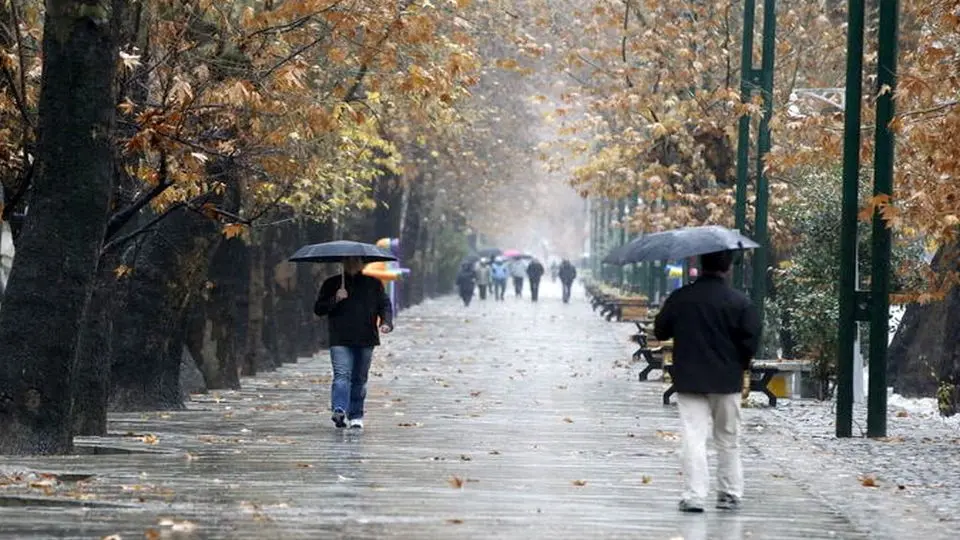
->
[[377, 279, 394, 330], [735, 302, 762, 369], [653, 294, 676, 341], [314, 278, 341, 317]]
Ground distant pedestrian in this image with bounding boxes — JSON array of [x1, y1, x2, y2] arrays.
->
[[557, 259, 577, 303], [526, 259, 545, 302], [314, 257, 394, 430], [456, 262, 476, 306], [491, 257, 508, 301], [509, 258, 526, 297], [475, 258, 491, 300], [653, 250, 761, 513]]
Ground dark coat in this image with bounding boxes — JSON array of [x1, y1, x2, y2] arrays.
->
[[558, 261, 577, 284], [526, 261, 545, 281], [653, 275, 761, 394], [315, 273, 393, 348]]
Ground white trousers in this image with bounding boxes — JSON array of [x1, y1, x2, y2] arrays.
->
[[676, 392, 743, 502]]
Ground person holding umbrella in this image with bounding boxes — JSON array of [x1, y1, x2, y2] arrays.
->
[[653, 249, 761, 513], [291, 241, 395, 430]]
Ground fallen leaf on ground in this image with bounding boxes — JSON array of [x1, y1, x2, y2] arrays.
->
[[895, 410, 909, 418], [295, 463, 313, 468], [141, 434, 159, 445], [859, 475, 878, 487], [562, 417, 574, 423], [572, 480, 587, 486], [489, 450, 501, 455], [447, 519, 464, 524], [470, 391, 482, 397], [642, 475, 652, 484], [448, 476, 465, 488], [460, 455, 472, 461], [655, 430, 679, 440], [398, 422, 423, 428]]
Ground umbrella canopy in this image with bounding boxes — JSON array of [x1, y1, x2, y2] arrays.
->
[[501, 248, 522, 258], [605, 226, 759, 265], [289, 240, 397, 263]]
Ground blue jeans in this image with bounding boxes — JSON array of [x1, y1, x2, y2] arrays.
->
[[330, 346, 374, 419]]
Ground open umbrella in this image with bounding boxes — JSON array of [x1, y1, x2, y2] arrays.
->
[[606, 226, 759, 265], [290, 240, 397, 289], [289, 240, 397, 263], [477, 247, 502, 259]]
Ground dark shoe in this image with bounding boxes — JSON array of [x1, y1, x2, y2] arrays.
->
[[331, 409, 347, 428], [678, 500, 704, 513], [716, 492, 740, 510]]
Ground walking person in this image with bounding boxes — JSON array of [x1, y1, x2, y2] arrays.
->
[[653, 250, 761, 513], [456, 262, 476, 306], [509, 257, 526, 298], [314, 256, 394, 430], [526, 258, 545, 302], [557, 259, 577, 304], [475, 258, 491, 300], [490, 257, 508, 301]]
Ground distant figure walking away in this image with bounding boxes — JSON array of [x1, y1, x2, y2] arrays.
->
[[653, 250, 761, 513], [491, 257, 508, 301], [509, 258, 526, 297], [526, 259, 545, 302], [456, 262, 476, 306], [314, 257, 394, 430], [557, 259, 577, 303], [475, 258, 491, 300]]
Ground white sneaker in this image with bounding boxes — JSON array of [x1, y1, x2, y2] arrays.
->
[[348, 418, 364, 429]]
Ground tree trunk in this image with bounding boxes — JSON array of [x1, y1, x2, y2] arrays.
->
[[243, 235, 271, 375], [108, 204, 223, 411], [0, 0, 121, 455], [184, 237, 247, 390], [109, 165, 238, 411], [888, 239, 960, 415], [71, 252, 120, 436]]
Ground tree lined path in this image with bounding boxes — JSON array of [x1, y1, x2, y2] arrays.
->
[[3, 284, 934, 539]]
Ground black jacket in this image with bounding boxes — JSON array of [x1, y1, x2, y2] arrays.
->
[[314, 273, 393, 348], [526, 261, 545, 281], [558, 262, 577, 283], [654, 275, 761, 394]]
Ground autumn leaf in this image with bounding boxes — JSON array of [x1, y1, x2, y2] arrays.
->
[[572, 480, 587, 487], [448, 476, 465, 489], [562, 417, 574, 423], [641, 475, 652, 484], [859, 475, 878, 488], [113, 264, 133, 279]]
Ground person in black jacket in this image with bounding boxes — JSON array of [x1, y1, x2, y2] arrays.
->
[[456, 262, 476, 306], [557, 259, 577, 303], [654, 250, 760, 513], [315, 257, 394, 430], [526, 259, 545, 302]]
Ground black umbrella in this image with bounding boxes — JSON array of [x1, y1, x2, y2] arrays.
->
[[606, 226, 759, 265], [289, 240, 397, 263], [290, 240, 398, 290], [601, 238, 640, 266]]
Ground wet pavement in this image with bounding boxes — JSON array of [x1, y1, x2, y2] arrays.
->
[[0, 281, 939, 539]]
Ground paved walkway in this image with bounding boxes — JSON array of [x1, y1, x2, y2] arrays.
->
[[0, 281, 940, 539]]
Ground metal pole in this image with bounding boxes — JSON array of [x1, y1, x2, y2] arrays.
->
[[618, 198, 627, 286], [752, 0, 776, 334], [733, 0, 756, 291], [836, 0, 866, 438], [868, 0, 898, 438]]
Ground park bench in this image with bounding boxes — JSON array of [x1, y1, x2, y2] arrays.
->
[[659, 359, 813, 407]]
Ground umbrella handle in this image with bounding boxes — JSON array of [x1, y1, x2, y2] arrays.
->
[[340, 265, 346, 291]]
